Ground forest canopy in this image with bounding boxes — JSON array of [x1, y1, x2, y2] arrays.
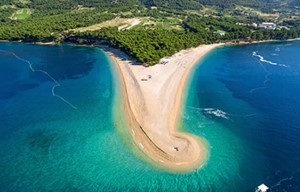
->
[[1, 0, 300, 65]]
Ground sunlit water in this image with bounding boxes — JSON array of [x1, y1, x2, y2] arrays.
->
[[0, 41, 299, 191]]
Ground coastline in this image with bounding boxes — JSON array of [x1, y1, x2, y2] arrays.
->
[[226, 38, 300, 46], [0, 40, 56, 45], [104, 44, 222, 172], [1, 38, 300, 172], [1, 37, 300, 46]]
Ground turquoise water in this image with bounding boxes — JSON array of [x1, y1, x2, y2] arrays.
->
[[183, 41, 300, 191], [0, 41, 299, 191]]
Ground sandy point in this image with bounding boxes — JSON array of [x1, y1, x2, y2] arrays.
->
[[104, 43, 223, 172]]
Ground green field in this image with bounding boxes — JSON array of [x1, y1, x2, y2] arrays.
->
[[134, 17, 183, 30], [11, 9, 32, 20]]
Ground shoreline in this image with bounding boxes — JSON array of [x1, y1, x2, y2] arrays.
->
[[0, 40, 57, 45], [104, 44, 222, 172], [1, 38, 299, 172], [1, 37, 300, 46], [225, 38, 300, 46]]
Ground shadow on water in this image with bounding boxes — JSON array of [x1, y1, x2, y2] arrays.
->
[[27, 129, 59, 154], [0, 44, 96, 101], [0, 83, 39, 99]]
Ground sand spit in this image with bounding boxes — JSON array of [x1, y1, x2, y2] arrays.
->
[[106, 44, 223, 172]]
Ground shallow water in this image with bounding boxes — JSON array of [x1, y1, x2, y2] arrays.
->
[[0, 41, 299, 191]]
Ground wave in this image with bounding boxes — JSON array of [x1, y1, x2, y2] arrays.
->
[[0, 49, 77, 110], [187, 106, 257, 119], [268, 169, 300, 191], [249, 62, 271, 93], [203, 108, 229, 119], [252, 51, 289, 67]]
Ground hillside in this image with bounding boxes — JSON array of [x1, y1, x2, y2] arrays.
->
[[1, 0, 300, 65], [0, 0, 297, 13], [142, 0, 295, 10]]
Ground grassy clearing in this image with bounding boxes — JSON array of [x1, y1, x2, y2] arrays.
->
[[71, 16, 183, 32], [71, 17, 142, 32], [186, 5, 280, 21], [234, 6, 280, 19], [19, 0, 30, 4], [75, 5, 95, 11], [189, 7, 218, 16], [120, 11, 133, 17], [137, 17, 183, 30], [11, 8, 32, 20], [1, 5, 16, 9]]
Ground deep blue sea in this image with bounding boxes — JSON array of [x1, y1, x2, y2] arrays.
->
[[0, 41, 299, 191]]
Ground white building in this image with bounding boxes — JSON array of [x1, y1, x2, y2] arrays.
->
[[214, 31, 226, 36], [259, 22, 276, 30]]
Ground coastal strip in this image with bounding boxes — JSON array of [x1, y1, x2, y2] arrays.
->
[[105, 44, 223, 172]]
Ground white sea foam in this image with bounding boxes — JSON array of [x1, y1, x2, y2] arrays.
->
[[267, 169, 300, 191], [187, 106, 256, 119], [249, 71, 271, 93], [249, 52, 273, 93], [0, 49, 77, 109], [203, 108, 229, 119], [252, 51, 289, 67], [269, 170, 299, 191]]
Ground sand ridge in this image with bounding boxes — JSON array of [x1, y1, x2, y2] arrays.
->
[[106, 44, 223, 172]]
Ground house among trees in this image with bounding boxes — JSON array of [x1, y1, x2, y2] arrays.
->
[[214, 31, 226, 36], [259, 22, 277, 30]]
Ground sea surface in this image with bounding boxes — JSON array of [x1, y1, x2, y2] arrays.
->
[[0, 41, 299, 191]]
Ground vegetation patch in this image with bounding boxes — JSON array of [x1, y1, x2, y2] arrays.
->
[[75, 5, 95, 11], [70, 17, 142, 32], [234, 6, 279, 19], [138, 17, 183, 30], [1, 5, 16, 9], [11, 8, 32, 20], [19, 0, 30, 4], [1, 0, 300, 66]]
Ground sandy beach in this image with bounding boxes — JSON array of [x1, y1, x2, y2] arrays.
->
[[106, 44, 223, 172]]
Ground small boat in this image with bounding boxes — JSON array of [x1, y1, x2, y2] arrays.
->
[[255, 184, 269, 192]]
